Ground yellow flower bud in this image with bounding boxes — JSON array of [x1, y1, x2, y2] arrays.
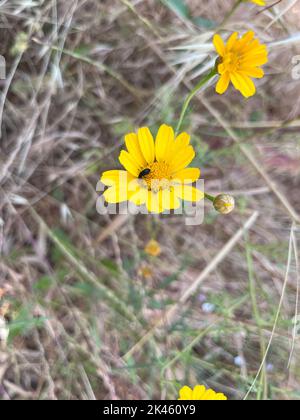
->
[[213, 194, 235, 215]]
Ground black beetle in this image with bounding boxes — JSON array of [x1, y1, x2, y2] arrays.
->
[[138, 168, 151, 179]]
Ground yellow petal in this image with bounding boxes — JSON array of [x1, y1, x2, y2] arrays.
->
[[192, 385, 206, 399], [138, 127, 155, 164], [103, 186, 129, 203], [241, 54, 268, 67], [240, 45, 268, 64], [203, 389, 217, 400], [173, 185, 204, 202], [155, 124, 175, 163], [119, 150, 140, 177], [178, 386, 193, 400], [238, 31, 255, 49], [125, 133, 146, 168], [216, 72, 230, 94], [245, 40, 264, 53], [101, 170, 129, 186], [218, 62, 227, 75], [231, 73, 256, 97], [251, 0, 265, 5], [239, 40, 261, 55], [169, 145, 195, 173], [129, 185, 148, 206], [161, 189, 181, 211], [213, 34, 226, 57], [215, 393, 228, 400], [226, 32, 238, 51], [145, 191, 163, 214], [172, 167, 200, 184], [174, 132, 190, 149], [240, 67, 264, 78], [127, 178, 143, 193]]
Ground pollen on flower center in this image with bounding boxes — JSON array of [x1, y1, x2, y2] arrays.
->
[[142, 161, 172, 192]]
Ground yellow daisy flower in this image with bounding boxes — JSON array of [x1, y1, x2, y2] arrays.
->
[[248, 0, 266, 5], [101, 125, 203, 214], [213, 31, 268, 98], [178, 385, 227, 401]]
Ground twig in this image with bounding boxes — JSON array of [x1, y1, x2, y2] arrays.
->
[[95, 214, 130, 244]]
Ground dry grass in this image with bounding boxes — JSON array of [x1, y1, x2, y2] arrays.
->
[[0, 0, 300, 400]]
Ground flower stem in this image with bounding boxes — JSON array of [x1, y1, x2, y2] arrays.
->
[[218, 0, 243, 29], [176, 68, 217, 134], [204, 193, 216, 203]]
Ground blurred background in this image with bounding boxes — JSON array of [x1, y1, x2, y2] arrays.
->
[[0, 0, 300, 400]]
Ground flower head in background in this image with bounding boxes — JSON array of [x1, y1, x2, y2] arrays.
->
[[213, 31, 268, 98], [138, 264, 153, 279], [178, 385, 227, 400], [101, 125, 203, 214], [144, 239, 161, 257], [248, 0, 266, 5]]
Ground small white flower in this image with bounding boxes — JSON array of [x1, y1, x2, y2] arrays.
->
[[202, 302, 215, 313], [234, 356, 245, 367]]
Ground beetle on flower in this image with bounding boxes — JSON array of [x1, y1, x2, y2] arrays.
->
[[100, 125, 203, 214]]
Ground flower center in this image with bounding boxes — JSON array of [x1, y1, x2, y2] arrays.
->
[[221, 51, 241, 72], [141, 161, 172, 192]]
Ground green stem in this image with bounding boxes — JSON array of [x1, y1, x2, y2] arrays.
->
[[204, 193, 216, 203], [218, 0, 243, 29], [176, 68, 217, 134]]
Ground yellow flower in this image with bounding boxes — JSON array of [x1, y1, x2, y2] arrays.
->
[[178, 385, 227, 400], [144, 239, 161, 257], [248, 0, 266, 5], [213, 31, 268, 98], [138, 264, 153, 279], [101, 125, 203, 214]]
